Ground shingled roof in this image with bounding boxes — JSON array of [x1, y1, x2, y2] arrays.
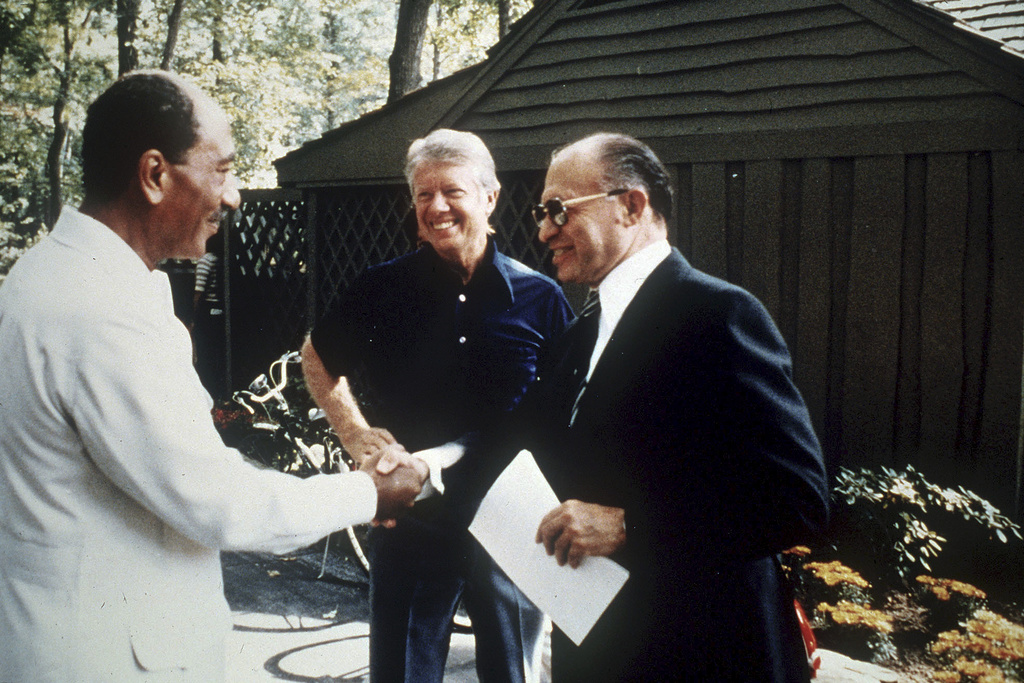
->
[[275, 0, 1024, 186], [919, 0, 1024, 54]]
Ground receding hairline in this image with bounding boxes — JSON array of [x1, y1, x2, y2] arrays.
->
[[547, 135, 614, 188]]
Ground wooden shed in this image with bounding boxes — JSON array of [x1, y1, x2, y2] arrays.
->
[[275, 0, 1024, 518]]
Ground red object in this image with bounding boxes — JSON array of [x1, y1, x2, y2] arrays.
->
[[794, 600, 821, 678]]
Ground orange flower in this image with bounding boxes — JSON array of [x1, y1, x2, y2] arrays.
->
[[816, 601, 893, 634], [805, 561, 870, 589], [917, 576, 987, 602]]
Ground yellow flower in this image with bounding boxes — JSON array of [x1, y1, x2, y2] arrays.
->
[[954, 656, 1007, 682], [930, 610, 1024, 673], [817, 601, 894, 634], [917, 576, 987, 602], [805, 561, 870, 588]]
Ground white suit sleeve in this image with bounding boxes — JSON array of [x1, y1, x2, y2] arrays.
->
[[68, 294, 376, 555]]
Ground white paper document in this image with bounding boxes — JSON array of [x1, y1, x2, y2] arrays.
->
[[468, 450, 630, 645]]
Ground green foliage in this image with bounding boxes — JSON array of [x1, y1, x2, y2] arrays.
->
[[427, 0, 532, 77], [831, 464, 1022, 585], [783, 465, 1024, 675], [1, 0, 532, 280], [1, 0, 114, 283]]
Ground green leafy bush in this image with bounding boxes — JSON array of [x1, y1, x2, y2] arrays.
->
[[783, 465, 1024, 677], [830, 465, 1022, 587]]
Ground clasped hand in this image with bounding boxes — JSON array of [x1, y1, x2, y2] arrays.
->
[[536, 500, 626, 568], [357, 440, 429, 527], [343, 426, 401, 468]]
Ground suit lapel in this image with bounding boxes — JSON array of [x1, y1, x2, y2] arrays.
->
[[571, 250, 691, 425]]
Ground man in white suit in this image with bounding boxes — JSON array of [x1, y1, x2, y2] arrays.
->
[[0, 70, 426, 682]]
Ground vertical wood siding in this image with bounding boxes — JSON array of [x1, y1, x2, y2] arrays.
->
[[276, 0, 1024, 520], [676, 150, 1024, 513]]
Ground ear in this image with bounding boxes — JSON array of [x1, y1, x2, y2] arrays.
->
[[621, 188, 648, 226], [485, 188, 500, 218], [138, 149, 170, 206]]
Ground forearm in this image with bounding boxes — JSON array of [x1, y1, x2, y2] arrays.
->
[[300, 338, 375, 456]]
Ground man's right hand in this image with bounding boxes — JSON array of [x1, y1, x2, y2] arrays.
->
[[361, 446, 428, 525]]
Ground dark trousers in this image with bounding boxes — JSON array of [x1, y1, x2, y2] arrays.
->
[[368, 516, 544, 683]]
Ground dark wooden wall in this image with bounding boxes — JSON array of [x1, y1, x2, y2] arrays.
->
[[274, 0, 1024, 518], [444, 0, 1024, 516], [672, 150, 1024, 515]]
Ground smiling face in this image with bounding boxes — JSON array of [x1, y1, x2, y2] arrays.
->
[[537, 144, 633, 288], [411, 161, 497, 272], [154, 97, 240, 262]]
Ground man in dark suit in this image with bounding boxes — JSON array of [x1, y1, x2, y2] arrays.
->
[[460, 132, 830, 682]]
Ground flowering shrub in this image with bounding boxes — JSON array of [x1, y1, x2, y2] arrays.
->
[[930, 610, 1024, 681], [817, 601, 894, 634], [805, 561, 871, 589], [917, 576, 988, 603], [781, 465, 1024, 677], [813, 600, 896, 661], [932, 659, 1009, 682], [914, 575, 990, 638]]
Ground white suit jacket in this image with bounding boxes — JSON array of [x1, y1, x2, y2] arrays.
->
[[0, 207, 377, 682]]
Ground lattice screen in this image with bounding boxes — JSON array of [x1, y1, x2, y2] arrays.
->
[[226, 191, 307, 390], [310, 170, 551, 320], [311, 184, 415, 318], [223, 171, 554, 392]]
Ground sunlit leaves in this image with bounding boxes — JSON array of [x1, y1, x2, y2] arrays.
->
[[833, 464, 1023, 582], [2, 0, 535, 277]]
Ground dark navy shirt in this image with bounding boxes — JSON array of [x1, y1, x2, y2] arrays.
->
[[310, 241, 572, 453]]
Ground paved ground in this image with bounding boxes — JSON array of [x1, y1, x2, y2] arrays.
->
[[221, 537, 896, 683], [222, 538, 484, 683]]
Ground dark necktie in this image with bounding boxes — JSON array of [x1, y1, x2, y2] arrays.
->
[[568, 289, 601, 425]]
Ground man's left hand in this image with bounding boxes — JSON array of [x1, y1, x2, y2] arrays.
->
[[536, 500, 626, 568]]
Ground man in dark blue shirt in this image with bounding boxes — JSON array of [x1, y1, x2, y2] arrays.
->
[[302, 129, 572, 683]]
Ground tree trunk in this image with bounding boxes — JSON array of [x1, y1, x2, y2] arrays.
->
[[498, 0, 511, 38], [46, 23, 72, 228], [116, 0, 140, 75], [387, 0, 432, 103], [322, 10, 340, 129], [211, 0, 225, 62], [160, 0, 186, 70], [431, 1, 441, 81]]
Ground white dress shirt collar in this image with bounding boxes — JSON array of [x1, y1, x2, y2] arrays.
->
[[585, 239, 672, 378], [52, 207, 150, 274]]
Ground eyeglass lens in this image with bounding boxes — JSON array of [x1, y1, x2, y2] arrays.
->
[[532, 199, 569, 227], [531, 190, 627, 228]]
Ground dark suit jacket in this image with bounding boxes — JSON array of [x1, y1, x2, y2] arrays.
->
[[455, 248, 829, 682]]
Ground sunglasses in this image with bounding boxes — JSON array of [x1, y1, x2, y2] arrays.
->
[[532, 189, 627, 228]]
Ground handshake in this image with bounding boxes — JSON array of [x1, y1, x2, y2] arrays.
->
[[349, 428, 429, 525]]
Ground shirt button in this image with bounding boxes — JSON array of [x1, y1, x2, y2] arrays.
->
[[458, 294, 466, 302], [459, 336, 467, 344]]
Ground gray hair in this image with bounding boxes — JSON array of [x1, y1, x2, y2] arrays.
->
[[404, 129, 500, 194]]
